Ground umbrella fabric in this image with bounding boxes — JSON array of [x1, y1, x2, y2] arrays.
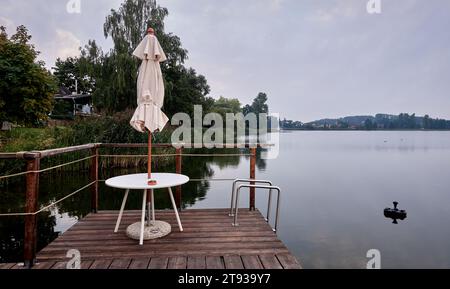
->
[[130, 34, 169, 133]]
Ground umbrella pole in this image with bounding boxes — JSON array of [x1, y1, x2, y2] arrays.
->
[[146, 130, 156, 227], [148, 130, 157, 186]]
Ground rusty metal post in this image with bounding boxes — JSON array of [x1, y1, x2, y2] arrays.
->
[[24, 156, 40, 268], [249, 148, 257, 211], [90, 146, 99, 213], [175, 148, 183, 209]]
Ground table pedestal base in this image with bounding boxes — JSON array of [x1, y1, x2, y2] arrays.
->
[[126, 221, 171, 240]]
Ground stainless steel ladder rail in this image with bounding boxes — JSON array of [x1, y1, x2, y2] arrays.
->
[[232, 184, 282, 232], [229, 179, 274, 219]]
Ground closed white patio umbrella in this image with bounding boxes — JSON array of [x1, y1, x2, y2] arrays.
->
[[130, 27, 169, 185], [125, 28, 172, 241]]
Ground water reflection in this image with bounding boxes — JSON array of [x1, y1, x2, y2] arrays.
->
[[0, 213, 58, 263]]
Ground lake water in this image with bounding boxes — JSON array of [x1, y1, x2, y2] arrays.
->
[[1, 131, 450, 268]]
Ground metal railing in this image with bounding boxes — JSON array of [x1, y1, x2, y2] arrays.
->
[[231, 183, 282, 233], [229, 179, 274, 217], [0, 143, 264, 267]]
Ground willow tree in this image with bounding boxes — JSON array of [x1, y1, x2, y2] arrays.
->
[[95, 0, 208, 115], [54, 0, 210, 116]]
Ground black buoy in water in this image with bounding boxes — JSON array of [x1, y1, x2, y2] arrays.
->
[[384, 201, 407, 224]]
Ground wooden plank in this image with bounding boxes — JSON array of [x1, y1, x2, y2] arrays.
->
[[72, 220, 269, 228], [75, 219, 267, 227], [60, 231, 276, 240], [56, 226, 273, 234], [276, 254, 302, 269], [38, 144, 97, 158], [84, 211, 263, 218], [38, 248, 291, 261], [0, 153, 19, 159], [259, 255, 283, 270], [99, 143, 269, 149], [109, 258, 132, 269], [0, 263, 15, 269], [100, 143, 173, 149], [241, 255, 264, 269], [11, 263, 27, 270], [129, 258, 150, 269], [187, 256, 206, 269], [90, 259, 113, 269], [51, 262, 67, 269], [81, 260, 94, 269], [50, 260, 92, 269], [31, 262, 55, 269], [82, 211, 263, 218], [67, 225, 272, 233], [168, 257, 187, 269], [49, 237, 280, 247], [92, 209, 261, 217], [40, 242, 286, 257], [206, 256, 224, 269], [32, 209, 301, 270], [223, 255, 244, 269], [148, 257, 168, 269], [85, 215, 264, 221]]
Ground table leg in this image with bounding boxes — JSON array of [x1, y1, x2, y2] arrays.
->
[[114, 189, 129, 233], [168, 187, 183, 232], [146, 190, 151, 226], [140, 190, 147, 245], [151, 189, 155, 221]]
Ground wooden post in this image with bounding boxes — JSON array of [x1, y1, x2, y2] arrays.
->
[[90, 146, 99, 213], [24, 156, 40, 268], [175, 148, 183, 209], [250, 147, 257, 211]]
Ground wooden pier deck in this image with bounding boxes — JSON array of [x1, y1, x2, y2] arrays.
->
[[2, 209, 301, 269]]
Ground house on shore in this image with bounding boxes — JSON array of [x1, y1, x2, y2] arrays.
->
[[50, 87, 94, 120]]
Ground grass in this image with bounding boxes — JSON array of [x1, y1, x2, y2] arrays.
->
[[0, 127, 67, 152], [0, 112, 177, 176]]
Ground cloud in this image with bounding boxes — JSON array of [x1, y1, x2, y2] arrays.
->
[[37, 29, 81, 67], [2, 0, 450, 120], [306, 0, 359, 24], [0, 16, 15, 32], [269, 0, 284, 10], [54, 29, 81, 59]]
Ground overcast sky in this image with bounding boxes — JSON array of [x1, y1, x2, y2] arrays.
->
[[1, 0, 450, 121]]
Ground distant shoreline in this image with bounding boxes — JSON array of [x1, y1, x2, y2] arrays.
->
[[279, 128, 450, 132]]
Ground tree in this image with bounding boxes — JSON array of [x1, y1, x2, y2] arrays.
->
[[252, 92, 269, 114], [364, 119, 376, 130], [163, 66, 210, 117], [53, 56, 96, 94], [56, 0, 211, 116], [208, 97, 242, 118], [0, 25, 56, 126], [243, 92, 269, 115], [423, 115, 431, 129], [99, 0, 210, 114], [242, 104, 252, 116]]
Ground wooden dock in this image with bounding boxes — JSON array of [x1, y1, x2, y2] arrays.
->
[[2, 209, 301, 269]]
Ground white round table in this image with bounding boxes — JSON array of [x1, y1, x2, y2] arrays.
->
[[105, 173, 189, 245]]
